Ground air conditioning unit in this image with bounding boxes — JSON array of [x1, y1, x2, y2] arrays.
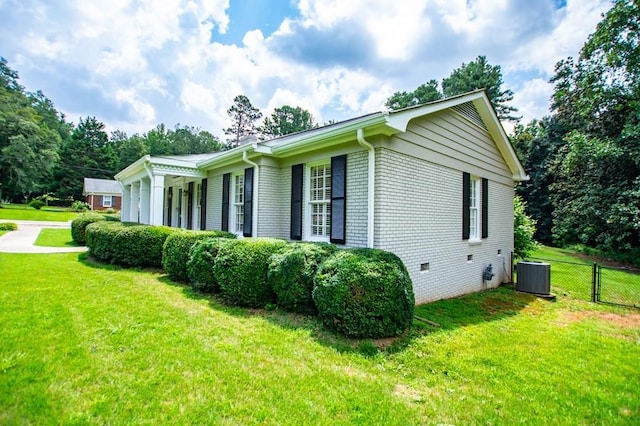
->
[[516, 261, 551, 295]]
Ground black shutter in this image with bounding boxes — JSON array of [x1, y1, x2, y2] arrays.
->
[[243, 167, 254, 237], [200, 178, 208, 230], [167, 187, 173, 227], [98, 195, 103, 207], [187, 182, 194, 229], [462, 172, 470, 240], [330, 155, 347, 244], [482, 177, 488, 239], [291, 164, 304, 240], [222, 173, 230, 232]]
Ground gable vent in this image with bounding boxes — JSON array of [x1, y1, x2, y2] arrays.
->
[[451, 102, 487, 131]]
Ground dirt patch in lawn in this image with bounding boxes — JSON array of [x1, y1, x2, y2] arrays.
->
[[562, 311, 640, 328]]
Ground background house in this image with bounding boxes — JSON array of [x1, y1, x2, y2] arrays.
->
[[83, 178, 122, 210], [116, 90, 528, 304]]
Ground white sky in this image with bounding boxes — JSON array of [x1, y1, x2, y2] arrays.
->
[[0, 0, 612, 137]]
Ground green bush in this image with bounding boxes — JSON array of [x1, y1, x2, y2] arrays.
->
[[71, 213, 106, 245], [313, 248, 415, 338], [187, 238, 234, 293], [267, 242, 337, 314], [0, 222, 18, 231], [29, 199, 45, 210], [102, 213, 121, 222], [85, 222, 175, 268], [162, 230, 235, 282], [214, 238, 288, 308], [70, 201, 89, 212]]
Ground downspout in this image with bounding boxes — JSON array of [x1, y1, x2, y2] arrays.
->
[[242, 150, 259, 237], [357, 128, 375, 248]]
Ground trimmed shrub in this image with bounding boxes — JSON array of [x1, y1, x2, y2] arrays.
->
[[267, 242, 337, 314], [70, 201, 89, 212], [187, 238, 234, 293], [0, 222, 18, 231], [85, 221, 175, 268], [162, 230, 236, 282], [313, 248, 415, 338], [214, 238, 288, 308], [29, 199, 45, 210], [102, 213, 121, 222], [71, 213, 106, 245]]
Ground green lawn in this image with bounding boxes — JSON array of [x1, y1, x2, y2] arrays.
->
[[0, 204, 79, 222], [0, 253, 638, 424], [34, 228, 77, 247]]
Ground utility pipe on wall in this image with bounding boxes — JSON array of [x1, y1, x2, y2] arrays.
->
[[242, 151, 259, 237], [357, 128, 375, 248]]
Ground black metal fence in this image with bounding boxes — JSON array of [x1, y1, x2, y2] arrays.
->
[[517, 257, 640, 309]]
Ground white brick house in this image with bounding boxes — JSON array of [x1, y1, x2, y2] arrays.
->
[[115, 90, 528, 304]]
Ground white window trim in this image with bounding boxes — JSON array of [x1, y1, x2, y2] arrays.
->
[[231, 172, 244, 237], [305, 161, 331, 242], [102, 195, 113, 208], [469, 176, 481, 242]]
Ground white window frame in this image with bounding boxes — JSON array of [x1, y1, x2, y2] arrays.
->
[[102, 195, 113, 208], [231, 172, 244, 236], [305, 161, 331, 242], [469, 176, 480, 241]]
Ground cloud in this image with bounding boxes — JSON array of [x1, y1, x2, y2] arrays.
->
[[0, 0, 613, 139]]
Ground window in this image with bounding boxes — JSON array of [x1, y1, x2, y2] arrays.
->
[[308, 162, 331, 240], [102, 195, 112, 208], [469, 177, 480, 240], [463, 173, 487, 241], [232, 173, 244, 234]]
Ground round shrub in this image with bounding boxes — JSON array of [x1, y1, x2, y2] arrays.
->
[[71, 213, 106, 245], [214, 238, 288, 308], [267, 242, 337, 314], [162, 230, 235, 282], [313, 248, 415, 338], [0, 222, 18, 231], [29, 199, 45, 210], [86, 222, 175, 268], [187, 238, 234, 293]]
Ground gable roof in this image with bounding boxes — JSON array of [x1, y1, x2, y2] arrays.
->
[[116, 90, 528, 182], [83, 178, 122, 195]]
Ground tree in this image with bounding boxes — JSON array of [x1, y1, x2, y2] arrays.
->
[[442, 55, 520, 121], [224, 95, 262, 147], [514, 195, 538, 259], [545, 0, 640, 253], [52, 117, 117, 200], [260, 105, 316, 138], [0, 57, 61, 201], [385, 80, 442, 110]]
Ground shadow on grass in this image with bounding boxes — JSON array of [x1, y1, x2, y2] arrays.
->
[[78, 253, 537, 357]]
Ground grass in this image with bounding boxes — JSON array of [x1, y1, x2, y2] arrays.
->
[[0, 252, 638, 424], [34, 228, 77, 247], [0, 204, 79, 222]]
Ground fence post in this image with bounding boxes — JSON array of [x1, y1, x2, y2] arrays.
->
[[591, 263, 597, 302]]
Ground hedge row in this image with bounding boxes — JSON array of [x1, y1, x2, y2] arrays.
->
[[162, 230, 236, 282], [85, 222, 175, 267], [84, 221, 415, 338], [71, 214, 105, 244]]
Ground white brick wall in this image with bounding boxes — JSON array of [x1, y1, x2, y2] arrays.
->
[[375, 148, 514, 304], [206, 174, 222, 231], [344, 151, 368, 248], [257, 165, 288, 238]]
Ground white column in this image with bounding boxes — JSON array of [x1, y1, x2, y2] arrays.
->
[[121, 185, 131, 222], [140, 178, 151, 225], [130, 182, 140, 223], [149, 175, 165, 226]]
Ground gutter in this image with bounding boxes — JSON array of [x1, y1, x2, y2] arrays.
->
[[357, 128, 375, 248], [242, 151, 259, 237]]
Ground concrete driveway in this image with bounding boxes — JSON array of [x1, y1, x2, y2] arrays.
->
[[0, 220, 88, 253]]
